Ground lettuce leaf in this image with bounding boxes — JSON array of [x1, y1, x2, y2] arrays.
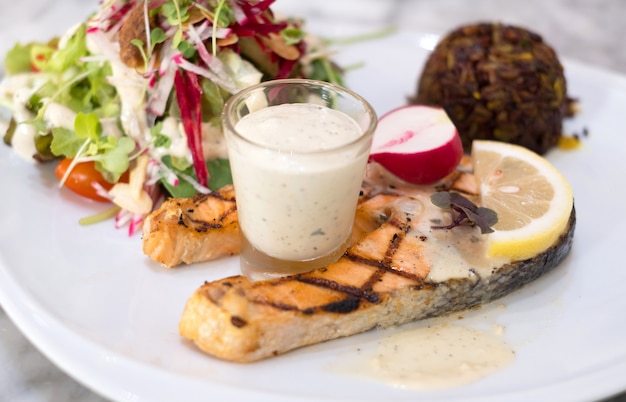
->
[[96, 136, 135, 180], [50, 127, 84, 157], [43, 24, 88, 74], [206, 158, 232, 190], [4, 43, 34, 75]]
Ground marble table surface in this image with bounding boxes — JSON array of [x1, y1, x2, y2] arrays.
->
[[0, 0, 624, 401]]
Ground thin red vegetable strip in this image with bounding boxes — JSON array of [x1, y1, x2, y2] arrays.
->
[[238, 0, 276, 19], [174, 69, 209, 187]]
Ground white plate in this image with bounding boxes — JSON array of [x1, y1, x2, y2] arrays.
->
[[2, 31, 626, 402]]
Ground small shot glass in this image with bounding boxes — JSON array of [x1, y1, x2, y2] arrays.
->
[[222, 79, 377, 280]]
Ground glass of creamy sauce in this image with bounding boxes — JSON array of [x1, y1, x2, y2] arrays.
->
[[223, 79, 377, 280]]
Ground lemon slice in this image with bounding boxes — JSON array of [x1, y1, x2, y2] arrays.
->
[[472, 140, 573, 261]]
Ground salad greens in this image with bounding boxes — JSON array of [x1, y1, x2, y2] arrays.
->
[[0, 0, 344, 234], [51, 112, 136, 182]]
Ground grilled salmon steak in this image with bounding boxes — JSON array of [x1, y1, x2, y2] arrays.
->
[[144, 160, 575, 363]]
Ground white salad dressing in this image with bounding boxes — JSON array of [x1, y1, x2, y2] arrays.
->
[[0, 72, 42, 102], [86, 29, 150, 146], [9, 87, 38, 161], [1, 74, 42, 161], [338, 324, 515, 390], [99, 117, 123, 139], [42, 102, 76, 130], [229, 103, 369, 261], [153, 116, 192, 160], [108, 61, 150, 143], [85, 29, 231, 165], [151, 117, 228, 161], [201, 122, 228, 160], [219, 49, 263, 91]]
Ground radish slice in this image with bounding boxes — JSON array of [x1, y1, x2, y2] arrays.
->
[[369, 105, 463, 184]]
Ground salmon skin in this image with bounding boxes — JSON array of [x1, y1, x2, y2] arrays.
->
[[167, 161, 576, 362]]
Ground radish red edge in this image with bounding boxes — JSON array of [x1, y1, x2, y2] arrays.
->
[[369, 105, 464, 185]]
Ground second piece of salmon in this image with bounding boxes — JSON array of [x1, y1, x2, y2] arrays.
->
[[142, 185, 239, 267]]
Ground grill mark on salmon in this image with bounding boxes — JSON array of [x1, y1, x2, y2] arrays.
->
[[296, 276, 382, 305], [184, 190, 237, 232]]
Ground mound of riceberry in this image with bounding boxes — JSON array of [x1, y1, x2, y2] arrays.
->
[[413, 23, 576, 155]]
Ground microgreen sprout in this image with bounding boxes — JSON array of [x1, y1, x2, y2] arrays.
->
[[281, 27, 305, 46], [163, 0, 190, 48], [212, 0, 228, 56], [130, 27, 168, 72], [430, 191, 498, 234]]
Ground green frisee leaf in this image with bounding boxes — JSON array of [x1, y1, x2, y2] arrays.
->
[[4, 43, 34, 75], [44, 24, 88, 73], [50, 127, 83, 157]]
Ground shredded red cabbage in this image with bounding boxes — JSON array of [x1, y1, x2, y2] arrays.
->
[[174, 69, 209, 187], [236, 0, 276, 19], [100, 2, 134, 32]]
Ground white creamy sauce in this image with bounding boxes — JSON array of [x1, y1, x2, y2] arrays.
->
[[201, 121, 228, 160], [151, 118, 227, 161], [335, 324, 515, 390], [100, 117, 123, 139], [86, 30, 150, 146], [364, 181, 509, 282], [0, 73, 39, 101], [86, 30, 228, 161], [1, 74, 44, 161], [235, 103, 362, 151], [10, 88, 38, 161], [230, 103, 368, 261], [43, 101, 76, 130], [219, 49, 263, 91], [109, 61, 149, 143], [153, 116, 192, 160], [416, 201, 510, 281]]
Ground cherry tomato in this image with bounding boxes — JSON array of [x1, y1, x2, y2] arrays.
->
[[55, 158, 127, 202]]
